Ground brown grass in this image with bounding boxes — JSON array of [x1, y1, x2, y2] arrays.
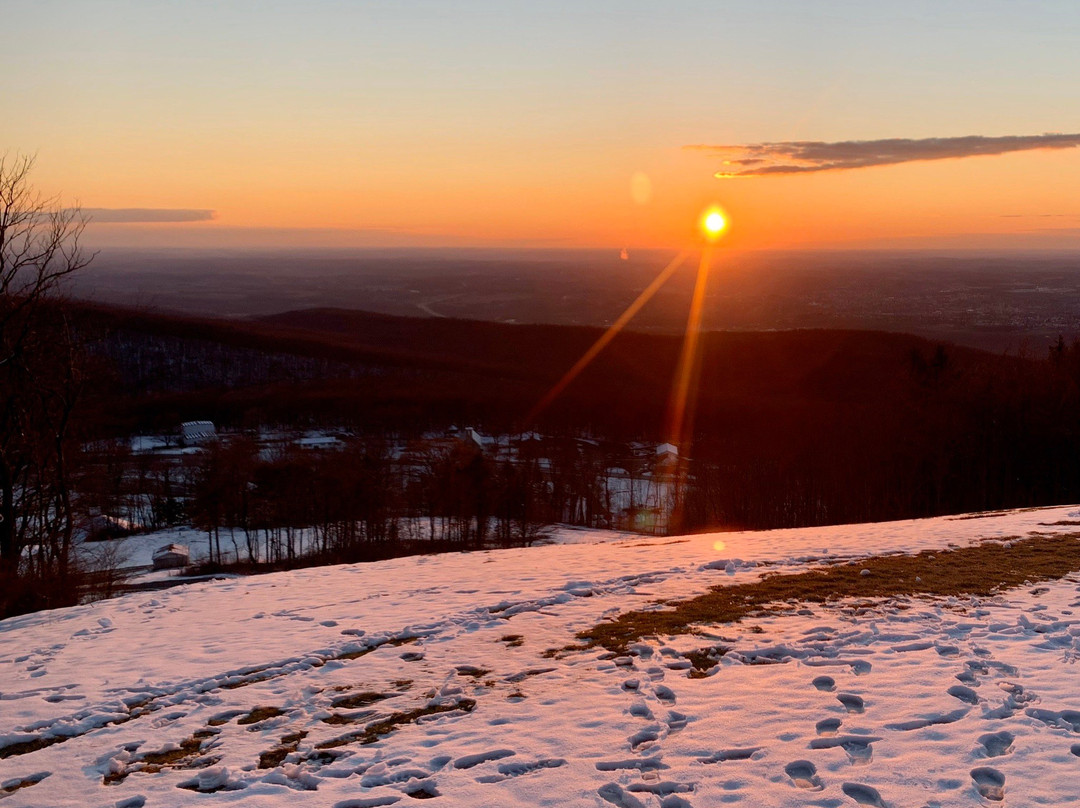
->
[[258, 730, 308, 769], [315, 699, 477, 749], [104, 729, 219, 784], [237, 706, 285, 726], [574, 534, 1080, 653], [331, 691, 390, 709], [0, 772, 50, 795]]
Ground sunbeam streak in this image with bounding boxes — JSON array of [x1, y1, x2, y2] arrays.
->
[[525, 250, 691, 423], [666, 244, 714, 448]]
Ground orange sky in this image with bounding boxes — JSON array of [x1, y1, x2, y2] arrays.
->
[[6, 2, 1080, 252]]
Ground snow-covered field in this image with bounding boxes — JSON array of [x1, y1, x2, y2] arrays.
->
[[4, 506, 1080, 807]]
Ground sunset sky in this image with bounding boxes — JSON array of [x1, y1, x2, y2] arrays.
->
[[4, 1, 1080, 251]]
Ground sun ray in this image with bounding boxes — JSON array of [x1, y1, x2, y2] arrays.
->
[[666, 244, 714, 447], [666, 207, 728, 529], [525, 249, 690, 423]]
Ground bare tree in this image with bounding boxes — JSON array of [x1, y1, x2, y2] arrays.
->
[[0, 154, 95, 616]]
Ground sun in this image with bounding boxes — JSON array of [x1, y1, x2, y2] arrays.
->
[[701, 207, 728, 241]]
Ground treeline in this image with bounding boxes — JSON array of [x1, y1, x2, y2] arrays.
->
[[150, 437, 594, 569], [82, 301, 1080, 536], [679, 338, 1080, 531]]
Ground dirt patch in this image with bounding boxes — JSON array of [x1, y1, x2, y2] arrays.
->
[[573, 534, 1080, 653]]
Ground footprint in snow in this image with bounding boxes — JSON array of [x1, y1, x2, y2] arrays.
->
[[655, 796, 692, 808], [842, 782, 887, 806], [666, 711, 688, 733], [970, 767, 1006, 801], [698, 747, 761, 764], [629, 726, 661, 751], [947, 684, 979, 705], [976, 731, 1014, 758], [629, 702, 654, 720], [809, 735, 879, 765], [837, 693, 865, 714], [812, 675, 836, 692], [598, 783, 646, 808], [816, 717, 842, 736], [654, 685, 676, 704], [452, 749, 515, 770], [785, 760, 823, 790], [495, 758, 565, 778]]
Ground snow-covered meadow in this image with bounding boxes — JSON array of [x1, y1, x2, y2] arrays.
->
[[4, 506, 1080, 807]]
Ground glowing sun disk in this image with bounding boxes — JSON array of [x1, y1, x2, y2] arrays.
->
[[702, 207, 728, 241]]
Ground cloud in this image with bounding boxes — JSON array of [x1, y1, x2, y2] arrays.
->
[[77, 208, 217, 223], [685, 133, 1080, 177]]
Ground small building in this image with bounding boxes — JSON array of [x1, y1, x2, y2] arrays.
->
[[464, 427, 494, 451], [152, 543, 190, 570], [180, 420, 217, 445], [656, 443, 679, 460], [297, 433, 343, 451]]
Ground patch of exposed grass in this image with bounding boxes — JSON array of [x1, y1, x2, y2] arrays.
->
[[1, 771, 50, 795], [684, 646, 728, 679], [455, 665, 491, 678], [331, 691, 390, 709], [574, 534, 1080, 653], [500, 634, 524, 648], [237, 706, 285, 726], [0, 736, 64, 761], [323, 712, 375, 725], [0, 694, 166, 761], [315, 699, 477, 749], [258, 730, 308, 769], [104, 729, 220, 784]]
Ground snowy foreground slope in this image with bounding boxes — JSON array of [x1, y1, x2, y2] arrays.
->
[[4, 509, 1080, 807]]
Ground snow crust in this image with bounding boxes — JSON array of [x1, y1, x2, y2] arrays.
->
[[4, 506, 1080, 806]]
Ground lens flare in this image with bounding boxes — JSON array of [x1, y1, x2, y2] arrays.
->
[[525, 250, 690, 423]]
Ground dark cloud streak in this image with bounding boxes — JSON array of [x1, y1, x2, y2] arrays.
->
[[77, 208, 216, 223], [686, 133, 1080, 177]]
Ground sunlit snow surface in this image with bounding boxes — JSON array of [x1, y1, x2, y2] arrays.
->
[[4, 507, 1080, 807]]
